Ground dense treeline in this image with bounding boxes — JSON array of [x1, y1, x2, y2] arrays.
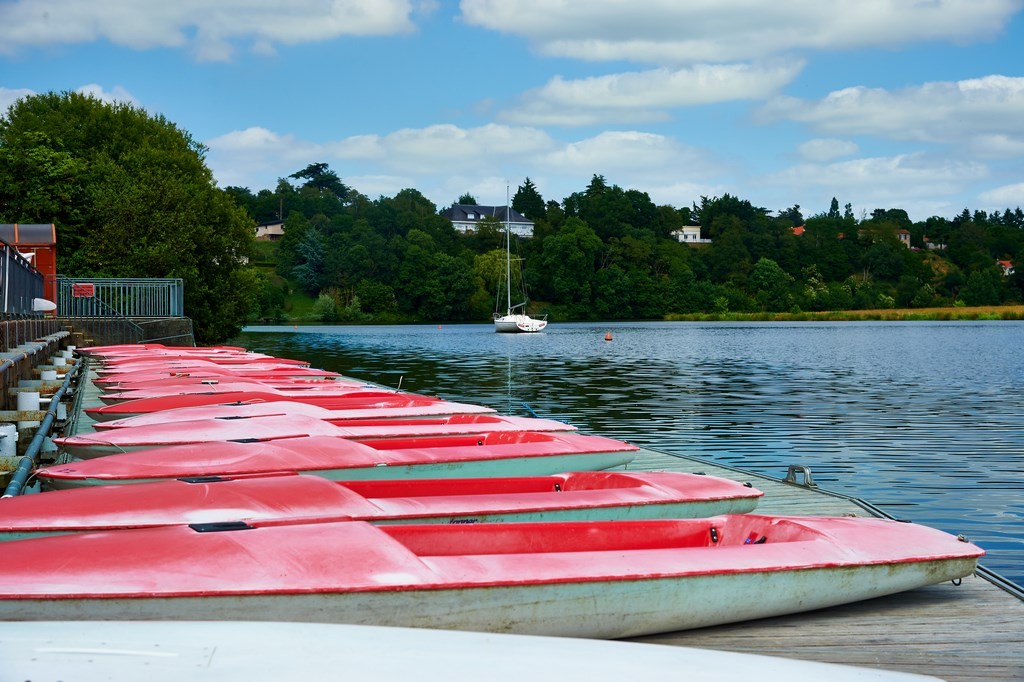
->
[[229, 166, 1024, 324], [2, 90, 1021, 337]]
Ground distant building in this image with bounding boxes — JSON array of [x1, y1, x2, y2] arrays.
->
[[997, 259, 1015, 276], [923, 236, 946, 250], [671, 226, 712, 244], [897, 229, 911, 248], [255, 220, 284, 241], [442, 204, 534, 238], [791, 225, 805, 236]]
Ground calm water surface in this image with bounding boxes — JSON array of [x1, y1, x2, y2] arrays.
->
[[236, 321, 1024, 586]]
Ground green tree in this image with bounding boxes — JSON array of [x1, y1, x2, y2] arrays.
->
[[706, 217, 751, 285], [827, 197, 841, 220], [512, 178, 545, 221], [289, 163, 349, 202], [537, 218, 602, 315], [292, 227, 327, 293], [960, 267, 1004, 305], [750, 257, 795, 311], [312, 290, 340, 323], [0, 91, 256, 342]]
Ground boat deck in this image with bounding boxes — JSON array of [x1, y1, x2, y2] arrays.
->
[[62, 366, 1024, 681], [620, 447, 1024, 681]]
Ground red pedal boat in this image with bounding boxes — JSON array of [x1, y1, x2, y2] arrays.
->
[[85, 391, 456, 422], [38, 431, 637, 487], [0, 471, 763, 539], [0, 515, 983, 638], [92, 399, 496, 430], [55, 414, 577, 458]]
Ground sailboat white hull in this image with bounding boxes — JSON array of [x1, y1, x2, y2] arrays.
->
[[495, 189, 548, 333], [494, 314, 547, 333]]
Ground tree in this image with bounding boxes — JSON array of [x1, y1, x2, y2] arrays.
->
[[750, 257, 795, 311], [512, 178, 545, 221], [827, 197, 841, 220], [0, 91, 256, 342], [776, 204, 803, 226], [960, 267, 1004, 306], [537, 218, 602, 314], [289, 163, 348, 201], [457, 193, 478, 205]]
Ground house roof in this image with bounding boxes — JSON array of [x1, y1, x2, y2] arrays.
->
[[442, 204, 532, 224], [792, 225, 805, 236]]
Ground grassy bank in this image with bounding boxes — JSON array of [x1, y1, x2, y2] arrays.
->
[[665, 305, 1024, 322]]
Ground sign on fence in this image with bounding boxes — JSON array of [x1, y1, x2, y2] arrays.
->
[[71, 283, 95, 298]]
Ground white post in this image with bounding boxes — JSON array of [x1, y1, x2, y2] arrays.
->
[[0, 424, 17, 458], [17, 391, 40, 432]]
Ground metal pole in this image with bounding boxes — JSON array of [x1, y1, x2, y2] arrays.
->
[[2, 356, 80, 498]]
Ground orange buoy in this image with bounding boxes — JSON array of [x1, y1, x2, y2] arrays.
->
[[604, 331, 613, 341]]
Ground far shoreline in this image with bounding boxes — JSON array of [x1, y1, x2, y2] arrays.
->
[[665, 304, 1024, 322]]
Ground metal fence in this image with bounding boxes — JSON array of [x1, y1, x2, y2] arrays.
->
[[54, 277, 184, 318], [0, 242, 45, 316]]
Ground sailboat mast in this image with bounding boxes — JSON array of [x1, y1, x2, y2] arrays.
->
[[505, 185, 512, 315]]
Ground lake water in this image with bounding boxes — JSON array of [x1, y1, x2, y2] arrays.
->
[[236, 321, 1024, 586]]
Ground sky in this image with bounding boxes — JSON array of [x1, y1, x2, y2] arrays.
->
[[2, 0, 1024, 223]]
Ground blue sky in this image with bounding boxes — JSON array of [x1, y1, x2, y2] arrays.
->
[[3, 1, 1023, 222]]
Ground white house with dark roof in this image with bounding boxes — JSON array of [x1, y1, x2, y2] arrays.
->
[[255, 220, 285, 241], [442, 204, 534, 238]]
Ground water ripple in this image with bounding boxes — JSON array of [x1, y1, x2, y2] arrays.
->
[[239, 321, 1024, 585]]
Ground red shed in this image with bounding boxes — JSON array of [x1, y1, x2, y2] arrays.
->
[[0, 224, 58, 303]]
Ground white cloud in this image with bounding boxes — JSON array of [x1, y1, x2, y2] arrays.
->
[[760, 75, 1024, 154], [500, 60, 803, 126], [979, 182, 1024, 206], [460, 0, 1021, 64], [0, 0, 417, 60], [0, 87, 34, 116], [968, 133, 1024, 158], [205, 127, 325, 187], [75, 84, 139, 106], [330, 124, 558, 174], [768, 153, 987, 193], [541, 131, 707, 175], [798, 138, 859, 162], [763, 152, 989, 219], [204, 123, 722, 208]]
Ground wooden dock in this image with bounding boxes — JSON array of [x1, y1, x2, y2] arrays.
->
[[61, 366, 1024, 681], [621, 447, 1024, 681]]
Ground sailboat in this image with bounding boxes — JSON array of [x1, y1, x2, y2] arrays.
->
[[494, 190, 547, 333]]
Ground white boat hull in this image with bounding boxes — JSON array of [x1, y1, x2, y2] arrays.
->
[[494, 314, 547, 333], [0, 559, 978, 638], [0, 621, 943, 681]]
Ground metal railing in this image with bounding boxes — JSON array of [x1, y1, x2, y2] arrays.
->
[[54, 276, 184, 318], [0, 242, 45, 316]]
